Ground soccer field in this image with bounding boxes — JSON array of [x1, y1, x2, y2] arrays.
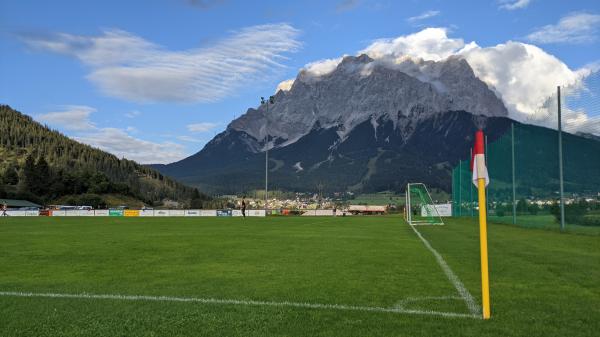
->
[[0, 216, 598, 336]]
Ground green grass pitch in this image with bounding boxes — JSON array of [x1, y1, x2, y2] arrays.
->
[[0, 216, 598, 336]]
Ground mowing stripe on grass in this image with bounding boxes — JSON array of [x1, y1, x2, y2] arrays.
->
[[409, 225, 481, 316], [0, 291, 479, 319]]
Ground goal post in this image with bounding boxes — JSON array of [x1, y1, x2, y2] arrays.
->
[[405, 183, 444, 225]]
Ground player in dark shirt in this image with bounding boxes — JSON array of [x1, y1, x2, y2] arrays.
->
[[241, 198, 246, 218]]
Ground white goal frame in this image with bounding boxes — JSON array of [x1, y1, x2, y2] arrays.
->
[[405, 183, 444, 225]]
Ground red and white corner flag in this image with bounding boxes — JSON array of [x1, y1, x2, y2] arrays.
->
[[472, 130, 489, 188]]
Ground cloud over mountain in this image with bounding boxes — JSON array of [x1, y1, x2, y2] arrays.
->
[[279, 27, 591, 132]]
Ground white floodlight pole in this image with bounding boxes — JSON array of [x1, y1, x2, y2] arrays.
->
[[407, 183, 412, 225], [557, 86, 565, 232], [261, 96, 275, 214]]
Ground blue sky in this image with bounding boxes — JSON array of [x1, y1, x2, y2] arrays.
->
[[1, 0, 599, 163]]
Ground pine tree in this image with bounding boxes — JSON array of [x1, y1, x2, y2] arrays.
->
[[22, 153, 37, 192], [35, 156, 50, 195], [2, 165, 19, 185]]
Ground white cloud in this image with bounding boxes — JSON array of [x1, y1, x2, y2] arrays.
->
[[37, 105, 96, 131], [125, 110, 141, 118], [360, 28, 465, 61], [527, 12, 600, 44], [37, 105, 186, 163], [498, 0, 532, 10], [302, 56, 345, 77], [177, 135, 204, 143], [276, 78, 295, 92], [74, 128, 187, 164], [187, 122, 218, 132], [407, 10, 440, 23], [22, 24, 301, 103], [289, 28, 463, 84], [460, 42, 580, 118]]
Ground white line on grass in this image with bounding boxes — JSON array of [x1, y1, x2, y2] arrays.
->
[[394, 296, 463, 309], [409, 225, 481, 316], [0, 291, 479, 319]]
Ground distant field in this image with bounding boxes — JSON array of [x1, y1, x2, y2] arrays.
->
[[0, 216, 598, 336]]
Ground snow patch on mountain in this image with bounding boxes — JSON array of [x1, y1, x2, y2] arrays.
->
[[293, 162, 303, 172]]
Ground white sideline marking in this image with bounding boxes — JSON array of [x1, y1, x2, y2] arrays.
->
[[409, 225, 481, 316], [394, 296, 463, 309], [0, 291, 478, 319]]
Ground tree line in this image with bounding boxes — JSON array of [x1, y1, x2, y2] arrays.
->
[[0, 105, 210, 207]]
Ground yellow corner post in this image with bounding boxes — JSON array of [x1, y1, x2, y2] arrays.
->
[[478, 177, 491, 319]]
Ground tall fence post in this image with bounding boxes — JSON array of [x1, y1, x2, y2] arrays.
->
[[557, 86, 566, 232], [485, 135, 489, 220], [511, 123, 517, 225], [458, 160, 462, 216], [470, 148, 474, 217]]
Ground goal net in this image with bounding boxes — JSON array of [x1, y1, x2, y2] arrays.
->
[[405, 183, 444, 225]]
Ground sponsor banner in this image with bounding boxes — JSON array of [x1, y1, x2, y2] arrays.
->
[[51, 210, 67, 217], [109, 209, 124, 217], [200, 210, 217, 217], [124, 210, 140, 217], [139, 210, 154, 217], [78, 210, 95, 216], [231, 210, 243, 217], [301, 210, 334, 216], [169, 210, 185, 217], [247, 210, 266, 217], [25, 210, 40, 216], [185, 210, 201, 217], [94, 210, 109, 216], [421, 204, 452, 217], [5, 211, 28, 216], [65, 210, 80, 216], [154, 210, 170, 217], [39, 210, 51, 216], [216, 209, 232, 217]]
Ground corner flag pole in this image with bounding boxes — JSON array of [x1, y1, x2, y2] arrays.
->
[[472, 130, 491, 319]]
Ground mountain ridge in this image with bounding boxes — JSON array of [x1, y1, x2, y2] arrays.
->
[[154, 54, 513, 193], [228, 54, 508, 153], [0, 105, 206, 206]]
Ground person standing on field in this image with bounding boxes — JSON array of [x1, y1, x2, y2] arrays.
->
[[241, 198, 246, 218], [1, 203, 8, 216]]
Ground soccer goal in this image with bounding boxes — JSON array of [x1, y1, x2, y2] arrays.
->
[[405, 183, 444, 225]]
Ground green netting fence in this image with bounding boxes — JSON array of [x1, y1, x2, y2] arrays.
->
[[452, 73, 600, 234]]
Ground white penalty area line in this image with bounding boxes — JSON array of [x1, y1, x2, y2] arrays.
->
[[409, 225, 481, 317], [0, 291, 478, 319]]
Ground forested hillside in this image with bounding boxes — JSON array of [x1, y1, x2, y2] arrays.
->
[[0, 105, 208, 207]]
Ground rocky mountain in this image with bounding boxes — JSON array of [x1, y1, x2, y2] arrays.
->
[[153, 54, 519, 194], [229, 54, 508, 152]]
